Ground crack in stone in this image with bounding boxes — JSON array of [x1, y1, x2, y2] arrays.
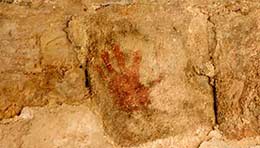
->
[[212, 79, 218, 125], [207, 15, 218, 125], [84, 68, 92, 94]]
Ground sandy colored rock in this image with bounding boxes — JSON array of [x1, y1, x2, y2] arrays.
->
[[199, 130, 260, 148], [0, 3, 89, 119], [67, 3, 215, 146], [0, 105, 113, 148], [0, 0, 259, 147], [210, 2, 260, 139], [0, 105, 258, 148]]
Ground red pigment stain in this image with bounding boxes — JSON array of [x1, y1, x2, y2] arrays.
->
[[97, 44, 162, 112]]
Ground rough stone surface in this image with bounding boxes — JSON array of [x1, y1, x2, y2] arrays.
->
[[199, 130, 260, 148], [66, 3, 215, 146], [0, 105, 259, 148], [0, 0, 259, 147], [0, 105, 113, 148], [0, 2, 89, 119], [210, 2, 260, 139]]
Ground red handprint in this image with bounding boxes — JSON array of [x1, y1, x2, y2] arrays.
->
[[97, 44, 162, 112]]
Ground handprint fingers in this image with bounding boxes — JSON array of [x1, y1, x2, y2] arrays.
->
[[96, 65, 109, 81], [112, 44, 126, 71], [101, 51, 115, 73], [130, 50, 142, 74]]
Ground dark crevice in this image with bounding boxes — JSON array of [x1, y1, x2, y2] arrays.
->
[[64, 19, 92, 94], [207, 15, 218, 125], [84, 68, 92, 94], [212, 78, 218, 124], [84, 67, 93, 94]]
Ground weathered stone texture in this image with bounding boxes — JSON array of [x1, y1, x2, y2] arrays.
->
[[0, 0, 259, 147], [67, 3, 215, 146], [0, 4, 88, 119], [211, 4, 260, 139]]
